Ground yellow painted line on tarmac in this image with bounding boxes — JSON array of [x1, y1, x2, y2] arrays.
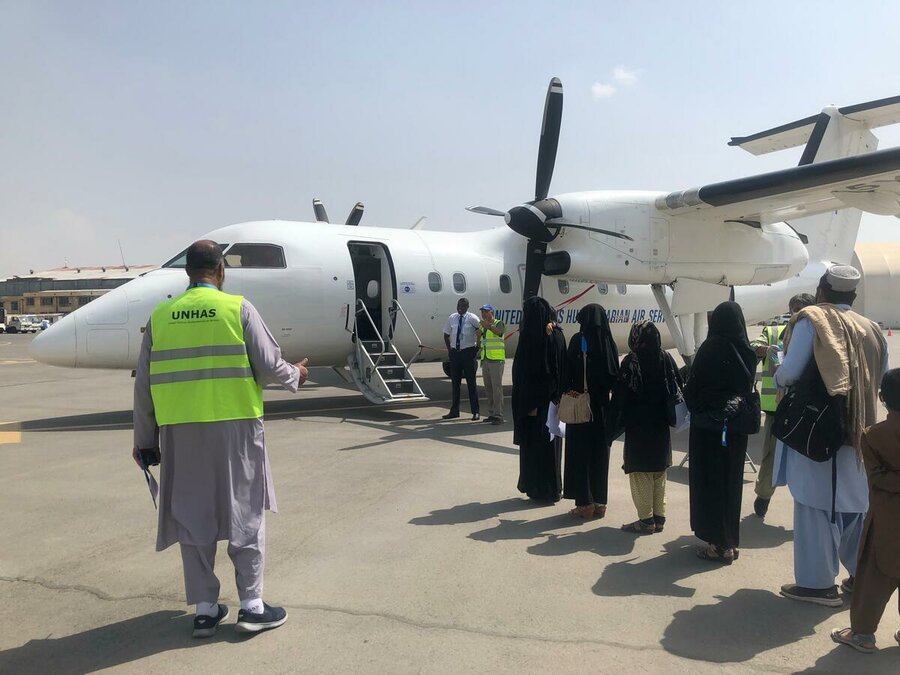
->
[[0, 431, 21, 444], [0, 359, 33, 365]]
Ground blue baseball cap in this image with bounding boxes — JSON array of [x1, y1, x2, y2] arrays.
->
[[480, 304, 494, 311]]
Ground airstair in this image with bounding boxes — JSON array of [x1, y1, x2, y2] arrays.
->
[[347, 299, 428, 405]]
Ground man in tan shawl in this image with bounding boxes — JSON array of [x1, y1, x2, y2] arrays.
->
[[133, 240, 308, 637], [774, 265, 888, 608]]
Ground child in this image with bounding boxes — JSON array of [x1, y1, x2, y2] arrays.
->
[[831, 368, 900, 653]]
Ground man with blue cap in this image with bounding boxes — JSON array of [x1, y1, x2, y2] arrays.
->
[[479, 304, 506, 425]]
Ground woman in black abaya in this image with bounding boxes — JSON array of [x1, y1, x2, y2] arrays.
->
[[561, 304, 619, 519], [684, 301, 757, 564], [616, 321, 682, 534], [512, 296, 567, 502]]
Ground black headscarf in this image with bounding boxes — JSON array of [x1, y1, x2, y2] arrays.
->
[[707, 301, 756, 374], [512, 296, 566, 426], [577, 304, 619, 384], [563, 303, 619, 404], [684, 301, 756, 411]]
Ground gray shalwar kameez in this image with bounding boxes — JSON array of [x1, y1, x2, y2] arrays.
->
[[134, 299, 299, 605]]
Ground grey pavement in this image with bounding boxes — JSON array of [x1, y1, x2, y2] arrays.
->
[[1, 332, 899, 673]]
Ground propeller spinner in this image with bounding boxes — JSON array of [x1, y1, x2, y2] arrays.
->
[[466, 77, 631, 299]]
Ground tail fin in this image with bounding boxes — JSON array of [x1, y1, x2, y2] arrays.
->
[[729, 95, 900, 265]]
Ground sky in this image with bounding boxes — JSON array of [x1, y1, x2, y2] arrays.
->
[[2, 1, 900, 277]]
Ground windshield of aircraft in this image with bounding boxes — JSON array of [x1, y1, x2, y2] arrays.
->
[[161, 242, 286, 269]]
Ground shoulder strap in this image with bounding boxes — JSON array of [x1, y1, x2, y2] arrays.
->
[[729, 342, 754, 390]]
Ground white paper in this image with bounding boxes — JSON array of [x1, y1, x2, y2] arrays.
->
[[546, 401, 566, 439]]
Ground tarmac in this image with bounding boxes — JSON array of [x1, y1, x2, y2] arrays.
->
[[1, 331, 899, 674]]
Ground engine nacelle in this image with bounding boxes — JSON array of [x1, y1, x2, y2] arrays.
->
[[545, 191, 808, 286]]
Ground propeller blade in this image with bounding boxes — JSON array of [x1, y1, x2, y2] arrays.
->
[[545, 219, 635, 241], [522, 239, 548, 300], [466, 206, 507, 217], [535, 77, 563, 202], [345, 202, 364, 226], [312, 198, 330, 224]]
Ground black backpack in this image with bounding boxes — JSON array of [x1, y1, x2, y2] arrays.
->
[[772, 360, 845, 462], [772, 357, 845, 521]]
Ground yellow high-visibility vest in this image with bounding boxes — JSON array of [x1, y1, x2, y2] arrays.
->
[[760, 324, 786, 413], [149, 287, 263, 425], [480, 319, 506, 361]]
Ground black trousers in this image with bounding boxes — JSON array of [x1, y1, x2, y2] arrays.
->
[[449, 347, 479, 415]]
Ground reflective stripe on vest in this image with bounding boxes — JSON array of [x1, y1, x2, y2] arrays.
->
[[149, 288, 263, 425], [480, 320, 506, 360], [760, 324, 786, 412]]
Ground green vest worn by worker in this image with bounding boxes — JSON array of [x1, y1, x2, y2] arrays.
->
[[759, 324, 786, 413], [149, 286, 263, 425], [480, 319, 506, 361]]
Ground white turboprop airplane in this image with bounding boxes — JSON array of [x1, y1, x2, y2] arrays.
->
[[30, 80, 900, 404]]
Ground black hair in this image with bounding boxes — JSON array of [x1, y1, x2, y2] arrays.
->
[[185, 241, 224, 272], [789, 293, 816, 312], [817, 274, 857, 306], [881, 369, 900, 412], [457, 297, 469, 307]]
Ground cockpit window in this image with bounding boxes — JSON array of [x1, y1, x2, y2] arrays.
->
[[162, 243, 229, 268], [223, 243, 286, 268]]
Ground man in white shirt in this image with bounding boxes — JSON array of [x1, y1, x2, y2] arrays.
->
[[442, 297, 481, 420]]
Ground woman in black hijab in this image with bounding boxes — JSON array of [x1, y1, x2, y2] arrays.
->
[[616, 321, 683, 534], [561, 303, 619, 519], [512, 296, 567, 502], [684, 301, 757, 563]]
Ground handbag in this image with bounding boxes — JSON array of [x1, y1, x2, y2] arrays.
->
[[664, 354, 690, 431], [690, 344, 761, 437], [558, 336, 593, 425]]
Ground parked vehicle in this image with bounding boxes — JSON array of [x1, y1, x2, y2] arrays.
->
[[6, 315, 39, 334]]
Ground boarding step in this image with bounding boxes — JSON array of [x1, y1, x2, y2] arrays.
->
[[383, 378, 416, 395], [362, 340, 391, 354], [377, 364, 407, 380]]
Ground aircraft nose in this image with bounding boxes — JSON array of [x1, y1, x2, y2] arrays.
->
[[30, 315, 78, 367]]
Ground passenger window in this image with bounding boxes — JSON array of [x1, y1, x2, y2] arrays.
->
[[499, 274, 512, 294], [597, 283, 608, 295], [223, 243, 286, 268], [617, 284, 627, 295], [452, 273, 466, 293], [428, 272, 442, 292], [557, 279, 569, 295], [162, 243, 229, 268]]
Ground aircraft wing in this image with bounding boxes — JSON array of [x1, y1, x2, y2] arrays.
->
[[656, 145, 900, 224]]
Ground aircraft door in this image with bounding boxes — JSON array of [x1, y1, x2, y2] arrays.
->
[[348, 242, 397, 342]]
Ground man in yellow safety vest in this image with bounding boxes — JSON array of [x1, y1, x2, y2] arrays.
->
[[750, 292, 815, 518], [479, 304, 507, 425], [132, 240, 309, 638]]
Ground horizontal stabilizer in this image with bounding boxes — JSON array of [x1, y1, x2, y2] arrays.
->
[[729, 94, 900, 156]]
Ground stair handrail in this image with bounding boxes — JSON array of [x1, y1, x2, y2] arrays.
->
[[389, 299, 425, 366], [355, 299, 386, 372]]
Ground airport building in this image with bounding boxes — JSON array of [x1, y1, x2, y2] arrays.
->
[[0, 265, 156, 318]]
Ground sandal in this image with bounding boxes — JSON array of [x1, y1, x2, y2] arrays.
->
[[830, 627, 876, 654], [621, 520, 656, 535], [592, 504, 607, 519], [696, 544, 734, 565], [568, 505, 597, 519]]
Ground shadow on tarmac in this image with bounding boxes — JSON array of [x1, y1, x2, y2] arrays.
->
[[0, 610, 264, 674], [409, 498, 540, 526], [592, 535, 716, 599], [660, 587, 899, 670]]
